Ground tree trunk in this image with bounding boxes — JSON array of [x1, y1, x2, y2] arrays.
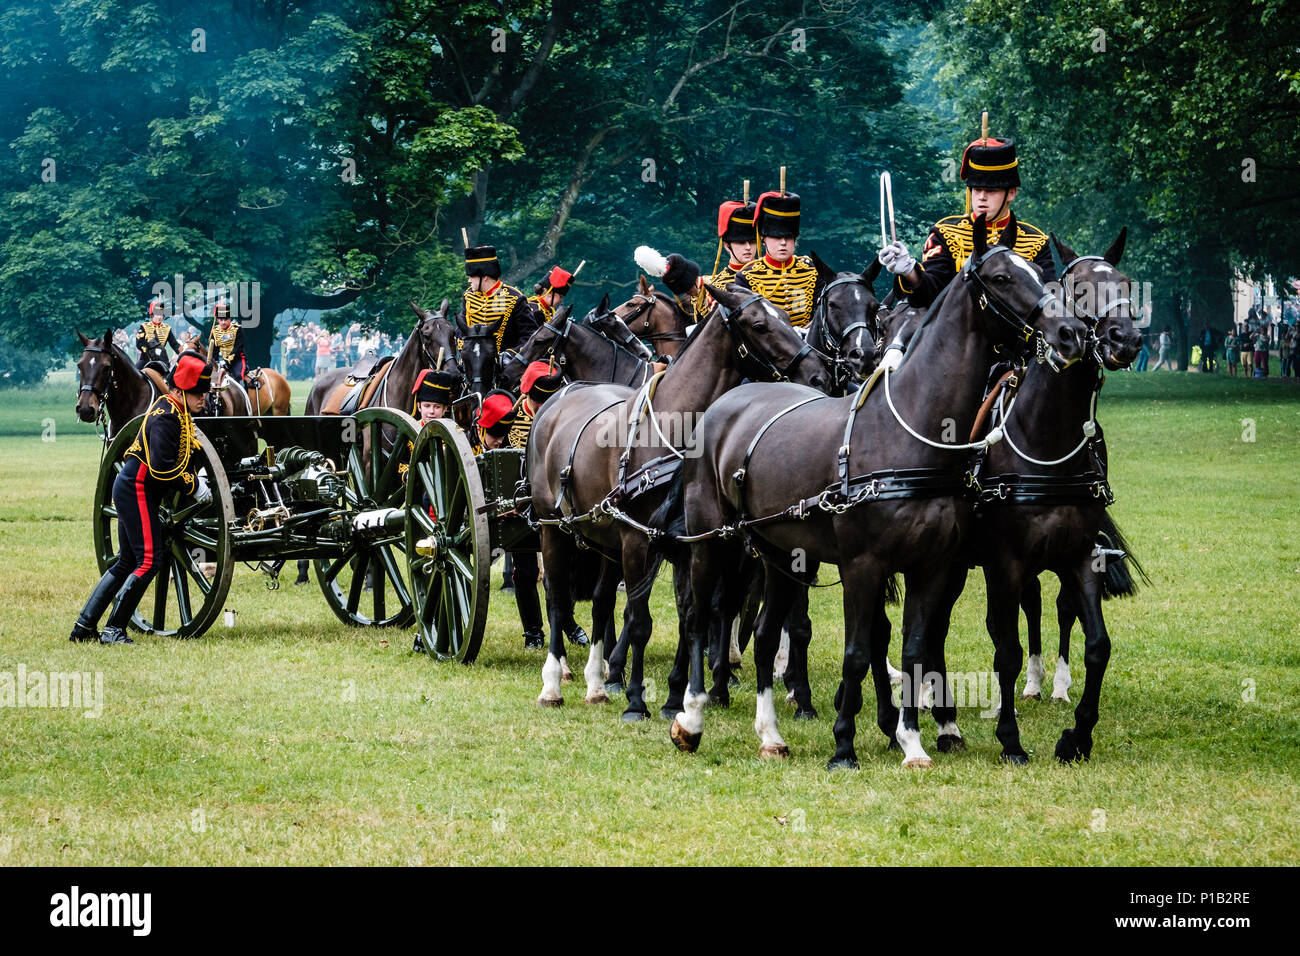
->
[[239, 277, 363, 367]]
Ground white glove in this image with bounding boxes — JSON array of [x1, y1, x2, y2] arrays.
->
[[878, 240, 916, 276], [194, 473, 212, 504]]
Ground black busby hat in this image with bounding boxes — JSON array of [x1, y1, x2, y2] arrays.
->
[[465, 246, 501, 279], [213, 301, 231, 320], [755, 191, 800, 238], [718, 201, 757, 243], [413, 368, 459, 405], [960, 137, 1020, 190]]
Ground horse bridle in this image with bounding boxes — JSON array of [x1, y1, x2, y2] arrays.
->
[[1060, 255, 1131, 369], [618, 292, 689, 347], [542, 310, 651, 387], [78, 344, 115, 406], [961, 246, 1064, 368], [810, 275, 880, 390], [711, 293, 817, 383]]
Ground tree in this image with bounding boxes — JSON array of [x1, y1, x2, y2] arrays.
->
[[0, 1, 522, 366]]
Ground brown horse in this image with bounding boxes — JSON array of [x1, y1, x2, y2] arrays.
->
[[206, 363, 291, 416], [528, 285, 831, 720], [76, 329, 163, 438], [610, 276, 693, 361], [305, 299, 458, 415]]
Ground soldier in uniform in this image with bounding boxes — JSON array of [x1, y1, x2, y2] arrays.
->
[[733, 190, 824, 329], [135, 299, 182, 370], [457, 245, 539, 359], [208, 301, 250, 389], [527, 265, 575, 326], [476, 389, 516, 452], [69, 351, 213, 645], [709, 200, 758, 288], [509, 361, 588, 649], [879, 130, 1055, 307]]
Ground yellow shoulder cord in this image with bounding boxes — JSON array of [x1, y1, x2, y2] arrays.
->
[[138, 396, 195, 481]]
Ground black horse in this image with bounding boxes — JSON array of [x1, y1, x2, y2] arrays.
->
[[675, 215, 1088, 765], [806, 255, 885, 393], [528, 286, 830, 720], [508, 304, 659, 392], [964, 230, 1145, 763], [457, 319, 504, 399]]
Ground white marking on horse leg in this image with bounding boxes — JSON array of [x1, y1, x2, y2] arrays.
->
[[729, 620, 742, 665], [1052, 655, 1072, 702], [677, 686, 708, 735], [920, 677, 934, 711], [560, 653, 573, 684], [894, 711, 933, 768], [538, 652, 563, 705], [754, 688, 789, 757], [774, 627, 790, 682], [886, 660, 905, 685], [1023, 654, 1045, 698], [583, 640, 608, 703], [938, 720, 963, 743]]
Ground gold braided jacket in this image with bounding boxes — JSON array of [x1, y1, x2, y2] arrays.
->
[[210, 322, 241, 362], [138, 321, 172, 346], [506, 396, 534, 450], [527, 295, 554, 326], [735, 255, 820, 327], [464, 284, 526, 351], [926, 214, 1050, 273]]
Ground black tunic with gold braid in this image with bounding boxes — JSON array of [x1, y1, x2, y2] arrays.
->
[[210, 322, 247, 381], [136, 320, 182, 366], [895, 213, 1055, 308], [458, 281, 539, 353], [733, 254, 824, 328], [527, 294, 555, 327], [506, 396, 535, 450]]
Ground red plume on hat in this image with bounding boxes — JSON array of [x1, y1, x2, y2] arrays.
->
[[547, 266, 573, 294]]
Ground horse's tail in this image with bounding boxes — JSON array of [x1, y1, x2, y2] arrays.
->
[[1098, 512, 1151, 600], [883, 573, 901, 606], [625, 468, 686, 602]]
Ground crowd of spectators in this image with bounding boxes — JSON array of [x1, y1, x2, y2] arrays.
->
[[277, 322, 399, 379], [1127, 305, 1297, 379]]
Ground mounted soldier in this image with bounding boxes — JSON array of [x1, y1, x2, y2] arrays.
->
[[69, 350, 213, 646], [527, 264, 576, 327], [135, 299, 182, 371], [208, 301, 250, 389], [880, 116, 1055, 307], [456, 244, 539, 361], [733, 174, 825, 329]]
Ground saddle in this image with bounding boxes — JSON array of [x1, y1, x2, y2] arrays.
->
[[344, 351, 384, 385], [322, 355, 394, 416]]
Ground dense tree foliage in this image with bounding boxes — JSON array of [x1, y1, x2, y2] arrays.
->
[[0, 0, 1292, 372]]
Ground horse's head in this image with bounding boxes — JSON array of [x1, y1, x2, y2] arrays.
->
[[76, 328, 116, 423], [1052, 229, 1142, 371], [809, 252, 883, 385], [415, 298, 458, 370], [703, 284, 831, 392], [588, 305, 654, 361], [874, 301, 926, 367], [458, 318, 502, 396], [613, 284, 689, 360], [965, 213, 1087, 369]]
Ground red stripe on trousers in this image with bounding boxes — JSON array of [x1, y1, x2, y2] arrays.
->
[[133, 463, 155, 578]]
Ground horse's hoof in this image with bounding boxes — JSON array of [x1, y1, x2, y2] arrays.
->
[[560, 671, 574, 684], [621, 709, 650, 723], [758, 743, 790, 759], [604, 681, 624, 696], [537, 695, 563, 708], [936, 733, 965, 753], [585, 692, 610, 705], [1051, 692, 1071, 703], [670, 718, 701, 753], [826, 755, 859, 772], [1054, 729, 1090, 763], [1022, 690, 1041, 700], [999, 750, 1030, 765], [659, 705, 683, 722], [794, 706, 818, 721], [707, 690, 730, 709], [903, 755, 933, 769]]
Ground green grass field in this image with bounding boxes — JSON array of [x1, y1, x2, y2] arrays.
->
[[1, 368, 1297, 865]]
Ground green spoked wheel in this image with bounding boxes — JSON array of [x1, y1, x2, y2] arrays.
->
[[92, 414, 235, 638], [316, 406, 418, 628], [404, 418, 490, 663]]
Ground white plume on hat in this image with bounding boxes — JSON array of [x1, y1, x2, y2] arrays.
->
[[634, 245, 669, 278]]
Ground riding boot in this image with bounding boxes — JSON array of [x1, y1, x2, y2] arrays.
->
[[70, 568, 128, 642], [104, 572, 155, 632]]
